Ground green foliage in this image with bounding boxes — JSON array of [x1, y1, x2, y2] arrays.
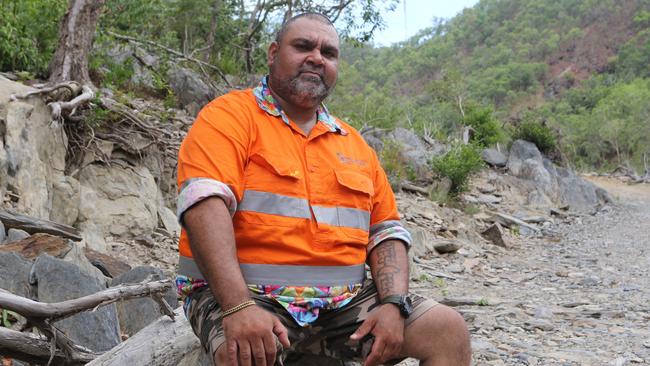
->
[[0, 0, 67, 75], [512, 121, 557, 154], [463, 106, 504, 147], [430, 142, 484, 194], [379, 140, 416, 188]]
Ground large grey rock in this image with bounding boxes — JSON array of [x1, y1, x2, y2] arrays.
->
[[387, 128, 432, 181], [6, 228, 29, 243], [0, 220, 5, 243], [167, 67, 215, 116], [506, 140, 543, 177], [50, 175, 81, 226], [0, 252, 32, 297], [77, 163, 159, 250], [31, 254, 120, 352], [481, 148, 507, 167], [0, 77, 67, 219], [110, 266, 178, 336], [555, 167, 602, 212]]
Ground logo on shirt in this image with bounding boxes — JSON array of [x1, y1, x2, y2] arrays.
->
[[337, 152, 368, 167]]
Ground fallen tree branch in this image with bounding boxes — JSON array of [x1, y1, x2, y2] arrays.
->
[[402, 182, 429, 195], [0, 210, 82, 241], [0, 279, 174, 365], [0, 279, 174, 323], [0, 327, 96, 366], [106, 30, 231, 87]]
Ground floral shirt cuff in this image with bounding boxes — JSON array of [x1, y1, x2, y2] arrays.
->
[[177, 178, 237, 223], [367, 220, 412, 254]]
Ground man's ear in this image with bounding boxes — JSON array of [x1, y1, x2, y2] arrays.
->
[[267, 41, 279, 68]]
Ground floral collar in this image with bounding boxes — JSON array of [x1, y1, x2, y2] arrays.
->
[[253, 76, 347, 135]]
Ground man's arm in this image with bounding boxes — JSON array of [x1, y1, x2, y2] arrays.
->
[[350, 240, 409, 366], [183, 197, 289, 366]]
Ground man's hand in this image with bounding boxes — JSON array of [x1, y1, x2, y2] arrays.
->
[[349, 303, 405, 366], [221, 305, 290, 366]]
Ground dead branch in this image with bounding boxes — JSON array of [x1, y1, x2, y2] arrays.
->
[[0, 327, 96, 366], [105, 30, 231, 87], [402, 182, 429, 195], [0, 280, 174, 365], [0, 279, 174, 323], [0, 210, 82, 241]]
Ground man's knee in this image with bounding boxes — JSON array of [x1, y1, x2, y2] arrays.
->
[[404, 304, 470, 358]]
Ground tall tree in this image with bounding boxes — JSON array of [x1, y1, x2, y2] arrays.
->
[[48, 0, 105, 84]]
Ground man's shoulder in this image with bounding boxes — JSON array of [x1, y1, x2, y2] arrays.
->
[[204, 88, 256, 110]]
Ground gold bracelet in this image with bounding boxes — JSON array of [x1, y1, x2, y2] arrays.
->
[[222, 300, 256, 318]]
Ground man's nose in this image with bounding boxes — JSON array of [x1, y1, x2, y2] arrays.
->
[[306, 49, 324, 65]]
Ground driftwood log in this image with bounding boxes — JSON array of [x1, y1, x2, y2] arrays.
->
[[0, 210, 82, 241], [0, 279, 174, 365]]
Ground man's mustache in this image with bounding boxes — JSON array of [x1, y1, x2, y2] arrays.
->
[[297, 67, 324, 81]]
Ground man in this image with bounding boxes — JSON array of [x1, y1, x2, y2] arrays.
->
[[176, 13, 470, 366]]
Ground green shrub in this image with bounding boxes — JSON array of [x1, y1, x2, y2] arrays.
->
[[430, 142, 484, 194], [463, 105, 503, 147], [379, 140, 416, 189], [512, 121, 556, 153]]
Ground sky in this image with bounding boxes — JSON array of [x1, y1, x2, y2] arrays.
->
[[375, 0, 480, 45]]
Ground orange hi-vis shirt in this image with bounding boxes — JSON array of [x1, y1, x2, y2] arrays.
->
[[176, 77, 411, 288]]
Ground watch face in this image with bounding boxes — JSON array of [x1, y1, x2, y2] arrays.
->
[[401, 296, 414, 317]]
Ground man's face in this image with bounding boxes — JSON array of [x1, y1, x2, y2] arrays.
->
[[267, 17, 340, 109]]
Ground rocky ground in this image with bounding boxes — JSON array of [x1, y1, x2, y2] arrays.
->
[[399, 176, 650, 366]]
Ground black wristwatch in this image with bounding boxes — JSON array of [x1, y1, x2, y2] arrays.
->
[[380, 294, 414, 319]]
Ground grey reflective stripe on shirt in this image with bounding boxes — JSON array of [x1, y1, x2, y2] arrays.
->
[[311, 205, 370, 231], [238, 190, 311, 219], [369, 220, 403, 237], [178, 256, 365, 286], [237, 190, 370, 231]]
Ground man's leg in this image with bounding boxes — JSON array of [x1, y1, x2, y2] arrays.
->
[[399, 304, 471, 366]]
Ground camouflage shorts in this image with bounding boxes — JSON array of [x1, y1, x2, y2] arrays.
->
[[186, 279, 437, 365]]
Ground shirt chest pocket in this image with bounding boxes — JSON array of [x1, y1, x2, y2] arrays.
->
[[239, 152, 309, 227], [312, 169, 374, 243]]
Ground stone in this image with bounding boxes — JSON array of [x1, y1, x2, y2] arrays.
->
[[0, 233, 72, 258], [0, 77, 67, 219], [506, 140, 543, 176], [158, 206, 181, 236], [5, 228, 29, 243], [387, 128, 433, 181], [0, 219, 5, 243], [0, 252, 32, 297], [31, 254, 120, 352], [84, 247, 132, 278], [408, 227, 435, 258], [433, 239, 462, 254], [50, 175, 81, 226], [77, 164, 159, 245], [481, 148, 507, 167], [481, 223, 508, 248], [111, 266, 178, 336], [167, 67, 215, 116]]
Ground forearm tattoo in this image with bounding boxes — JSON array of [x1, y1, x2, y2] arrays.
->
[[374, 242, 401, 296]]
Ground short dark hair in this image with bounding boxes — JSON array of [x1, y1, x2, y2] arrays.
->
[[274, 12, 336, 44]]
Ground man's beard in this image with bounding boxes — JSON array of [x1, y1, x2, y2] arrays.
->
[[270, 66, 335, 108]]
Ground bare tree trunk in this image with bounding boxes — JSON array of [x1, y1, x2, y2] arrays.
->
[[48, 0, 106, 84], [203, 0, 223, 62]]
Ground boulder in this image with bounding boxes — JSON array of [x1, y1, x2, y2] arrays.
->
[[110, 266, 178, 336], [481, 148, 507, 167], [5, 228, 29, 243], [481, 223, 509, 248], [31, 254, 120, 352], [0, 252, 32, 297], [387, 128, 432, 181], [50, 175, 81, 226], [506, 140, 543, 177], [0, 220, 5, 243], [0, 77, 67, 219], [0, 233, 72, 258], [84, 247, 133, 278], [167, 67, 216, 116], [433, 239, 463, 254], [77, 163, 159, 250], [158, 206, 181, 236]]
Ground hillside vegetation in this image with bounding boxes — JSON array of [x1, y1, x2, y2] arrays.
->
[[329, 0, 650, 173], [2, 0, 649, 172]]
